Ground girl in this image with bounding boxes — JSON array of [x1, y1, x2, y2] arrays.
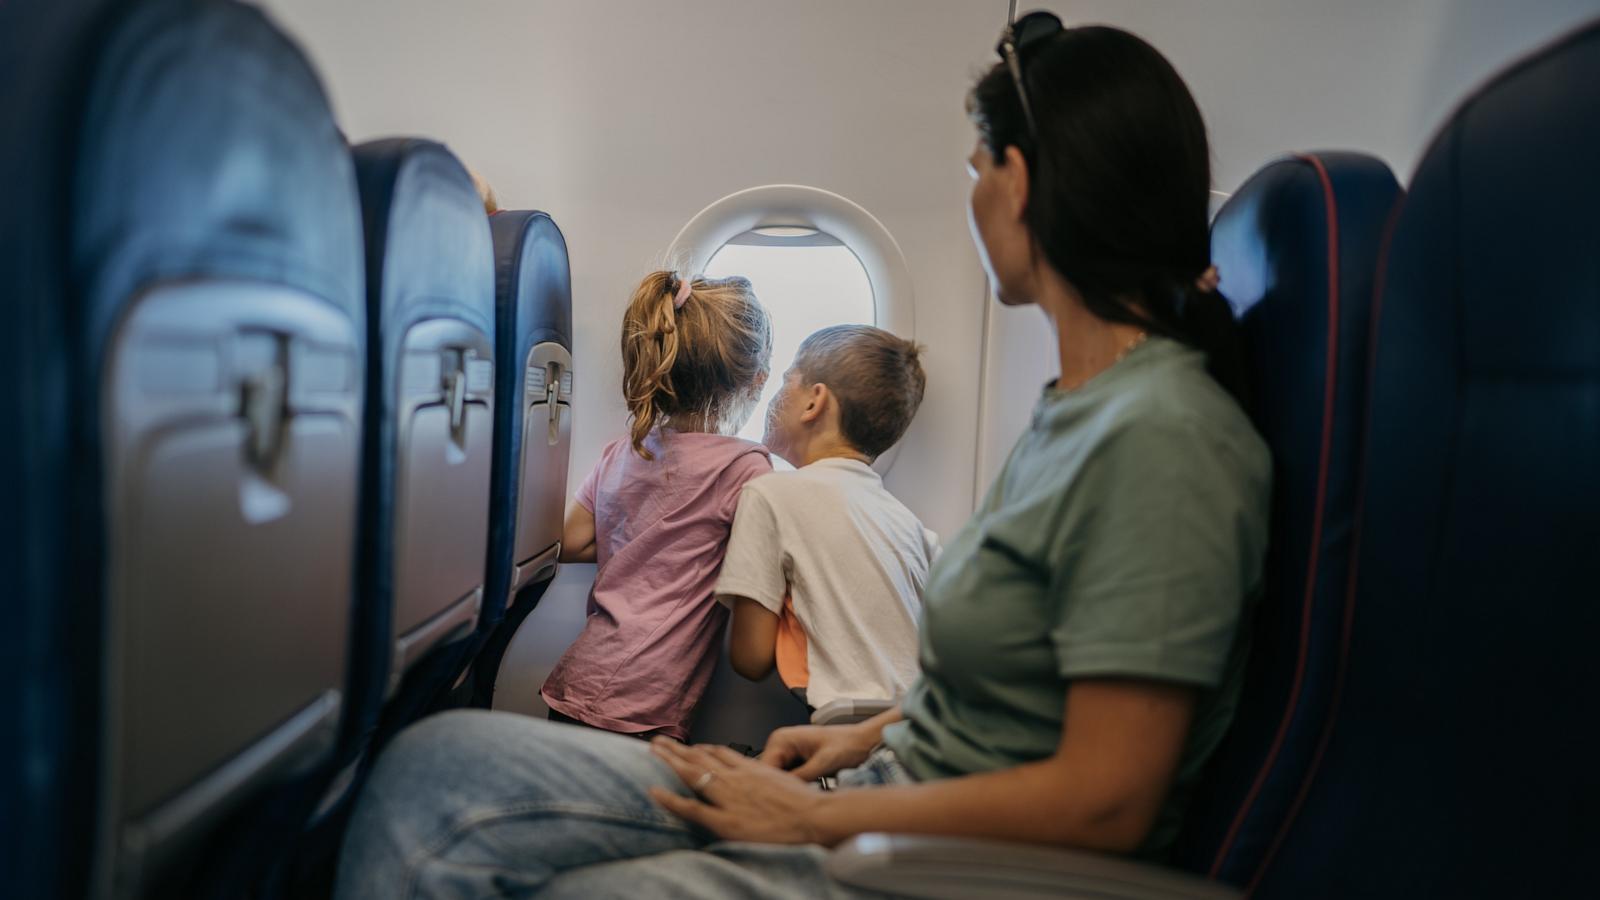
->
[[542, 270, 773, 740]]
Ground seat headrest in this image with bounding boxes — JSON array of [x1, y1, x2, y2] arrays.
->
[[1213, 153, 1401, 323], [490, 210, 573, 350], [352, 139, 495, 336], [73, 0, 364, 354], [1384, 20, 1600, 375]]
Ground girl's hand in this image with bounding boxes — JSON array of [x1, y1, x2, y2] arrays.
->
[[648, 740, 833, 845], [759, 723, 879, 781]]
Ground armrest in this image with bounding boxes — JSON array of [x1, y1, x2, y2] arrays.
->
[[810, 698, 896, 726], [825, 833, 1241, 900]]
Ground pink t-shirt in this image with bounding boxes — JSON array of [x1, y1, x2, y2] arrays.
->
[[541, 429, 771, 738]]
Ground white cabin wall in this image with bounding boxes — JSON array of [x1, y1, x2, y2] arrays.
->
[[977, 0, 1599, 495]]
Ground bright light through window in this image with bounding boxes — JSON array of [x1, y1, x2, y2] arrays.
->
[[703, 228, 876, 443]]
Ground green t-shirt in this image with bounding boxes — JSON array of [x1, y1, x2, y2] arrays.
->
[[883, 336, 1271, 860]]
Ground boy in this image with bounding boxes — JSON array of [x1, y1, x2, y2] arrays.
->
[[715, 324, 936, 711]]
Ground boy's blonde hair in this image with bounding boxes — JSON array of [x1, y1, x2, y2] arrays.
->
[[622, 271, 771, 459], [793, 324, 926, 459]]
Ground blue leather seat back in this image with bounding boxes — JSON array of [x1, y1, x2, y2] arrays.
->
[[7, 0, 365, 893], [350, 140, 496, 721], [1175, 153, 1401, 886], [1255, 23, 1600, 898], [484, 210, 573, 625]]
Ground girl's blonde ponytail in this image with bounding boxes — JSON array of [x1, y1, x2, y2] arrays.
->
[[619, 270, 770, 459], [621, 272, 681, 457]]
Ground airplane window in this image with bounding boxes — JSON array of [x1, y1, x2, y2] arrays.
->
[[703, 226, 875, 442]]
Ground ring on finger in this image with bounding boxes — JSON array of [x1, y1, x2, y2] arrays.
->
[[693, 771, 716, 792]]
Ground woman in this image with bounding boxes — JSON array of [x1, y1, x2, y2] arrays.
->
[[335, 18, 1269, 899]]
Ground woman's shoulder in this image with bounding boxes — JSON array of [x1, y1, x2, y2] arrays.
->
[[1123, 342, 1260, 432], [1087, 345, 1271, 487]]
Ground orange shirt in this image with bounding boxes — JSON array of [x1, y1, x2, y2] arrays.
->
[[774, 593, 809, 689]]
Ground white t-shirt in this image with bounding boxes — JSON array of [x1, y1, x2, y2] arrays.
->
[[715, 457, 938, 710]]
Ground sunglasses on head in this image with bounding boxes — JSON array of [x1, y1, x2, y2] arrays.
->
[[997, 4, 1063, 139]]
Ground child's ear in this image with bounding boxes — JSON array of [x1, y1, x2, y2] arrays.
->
[[799, 382, 827, 424]]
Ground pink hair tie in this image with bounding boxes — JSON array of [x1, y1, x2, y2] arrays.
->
[[673, 275, 694, 309], [1194, 265, 1221, 294]]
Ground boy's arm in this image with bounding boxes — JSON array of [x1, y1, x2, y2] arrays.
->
[[559, 501, 597, 563], [716, 486, 788, 681], [725, 595, 780, 680]]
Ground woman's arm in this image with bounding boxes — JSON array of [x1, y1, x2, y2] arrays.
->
[[650, 679, 1193, 853], [726, 596, 779, 680], [558, 502, 597, 563], [813, 680, 1194, 851]]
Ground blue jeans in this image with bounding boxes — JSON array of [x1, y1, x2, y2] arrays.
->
[[334, 710, 911, 899]]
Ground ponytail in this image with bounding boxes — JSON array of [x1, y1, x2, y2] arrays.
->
[[619, 270, 771, 459], [621, 272, 683, 458], [1176, 282, 1250, 407]]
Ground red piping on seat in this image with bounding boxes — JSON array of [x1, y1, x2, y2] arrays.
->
[[1207, 153, 1340, 882], [1243, 194, 1406, 897]]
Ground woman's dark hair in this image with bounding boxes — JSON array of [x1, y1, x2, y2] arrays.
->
[[969, 25, 1248, 402]]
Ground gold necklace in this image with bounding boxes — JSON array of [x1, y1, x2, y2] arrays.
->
[[1113, 330, 1149, 364], [1058, 330, 1148, 393]]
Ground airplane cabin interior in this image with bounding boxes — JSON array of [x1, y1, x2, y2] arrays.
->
[[3, 1, 1598, 898]]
